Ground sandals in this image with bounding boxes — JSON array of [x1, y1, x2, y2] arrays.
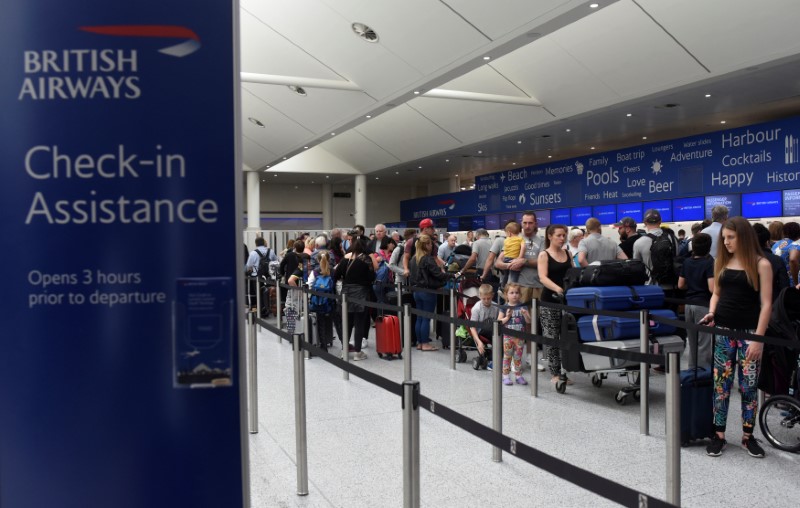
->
[[418, 345, 439, 351]]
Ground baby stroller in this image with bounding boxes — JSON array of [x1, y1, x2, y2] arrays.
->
[[758, 287, 800, 453], [451, 274, 493, 368]]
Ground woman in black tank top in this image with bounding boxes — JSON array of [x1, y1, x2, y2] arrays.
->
[[537, 225, 572, 385], [700, 217, 773, 458]]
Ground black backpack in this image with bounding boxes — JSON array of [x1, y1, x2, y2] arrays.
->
[[255, 248, 272, 278], [647, 230, 677, 285]]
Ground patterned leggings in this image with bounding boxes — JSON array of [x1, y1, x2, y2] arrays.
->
[[540, 307, 562, 377], [502, 336, 524, 376], [712, 333, 760, 434]]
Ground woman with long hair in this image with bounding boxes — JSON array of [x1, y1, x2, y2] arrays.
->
[[409, 234, 449, 351], [537, 225, 572, 385], [700, 217, 772, 458]]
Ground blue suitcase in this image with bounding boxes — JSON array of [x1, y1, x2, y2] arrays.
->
[[680, 367, 714, 446], [577, 309, 678, 342], [566, 285, 664, 311]]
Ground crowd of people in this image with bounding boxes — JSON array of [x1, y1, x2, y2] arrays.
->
[[245, 206, 800, 458]]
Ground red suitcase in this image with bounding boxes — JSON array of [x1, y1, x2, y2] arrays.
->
[[375, 315, 402, 360]]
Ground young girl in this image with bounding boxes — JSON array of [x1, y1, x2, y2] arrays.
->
[[502, 221, 525, 284], [700, 217, 772, 458], [498, 282, 531, 385], [309, 251, 334, 352], [537, 224, 572, 386]]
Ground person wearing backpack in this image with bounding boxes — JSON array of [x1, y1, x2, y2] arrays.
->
[[244, 237, 278, 310], [373, 236, 396, 304], [633, 209, 680, 289], [308, 251, 335, 352]]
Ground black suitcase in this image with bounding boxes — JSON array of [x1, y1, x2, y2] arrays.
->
[[564, 259, 648, 290], [679, 365, 714, 446]]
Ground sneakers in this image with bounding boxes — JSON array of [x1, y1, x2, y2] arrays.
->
[[516, 376, 528, 385], [537, 363, 546, 372], [352, 351, 368, 361], [706, 435, 727, 457], [487, 361, 493, 371], [742, 436, 766, 458], [502, 376, 513, 386], [362, 339, 369, 349]]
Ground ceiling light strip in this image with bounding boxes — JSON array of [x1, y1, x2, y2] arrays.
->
[[423, 89, 542, 107], [241, 72, 362, 92]]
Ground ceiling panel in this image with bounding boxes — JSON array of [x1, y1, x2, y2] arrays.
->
[[354, 105, 461, 161], [443, 0, 572, 40], [242, 136, 277, 171], [439, 64, 530, 96], [242, 0, 423, 99], [491, 37, 619, 117], [240, 8, 342, 79], [242, 82, 375, 134], [551, 1, 708, 98], [318, 0, 489, 75], [241, 88, 313, 160], [639, 0, 800, 73], [319, 129, 402, 172], [409, 98, 554, 145]]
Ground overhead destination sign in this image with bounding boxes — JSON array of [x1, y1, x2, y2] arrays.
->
[[399, 115, 800, 221]]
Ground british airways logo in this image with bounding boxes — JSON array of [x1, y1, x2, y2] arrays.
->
[[17, 25, 201, 101]]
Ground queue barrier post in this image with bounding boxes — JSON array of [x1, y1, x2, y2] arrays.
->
[[639, 309, 650, 436], [255, 276, 263, 333], [276, 282, 283, 340], [292, 332, 309, 496], [665, 351, 681, 506], [404, 303, 412, 381], [449, 286, 456, 370], [247, 310, 259, 434], [302, 285, 310, 359], [492, 319, 502, 463], [530, 298, 539, 398], [402, 380, 421, 508], [341, 293, 350, 381]]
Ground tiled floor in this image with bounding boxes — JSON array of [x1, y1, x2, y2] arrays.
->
[[248, 318, 800, 507]]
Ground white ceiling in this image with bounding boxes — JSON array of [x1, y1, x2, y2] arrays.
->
[[240, 0, 800, 188]]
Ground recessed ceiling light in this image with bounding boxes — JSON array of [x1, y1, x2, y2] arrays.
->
[[642, 136, 648, 140], [331, 132, 336, 136], [273, 174, 277, 177], [294, 186, 298, 189], [512, 162, 516, 165], [351, 22, 379, 43], [455, 174, 459, 177], [565, 128, 571, 132], [418, 166, 422, 169], [548, 155, 552, 158], [266, 165, 270, 168], [590, 3, 599, 8], [705, 94, 712, 98], [445, 159, 450, 162], [395, 171, 399, 175], [590, 146, 596, 150], [282, 157, 287, 160], [375, 177, 379, 180], [288, 85, 307, 96], [460, 187, 466, 190], [720, 120, 726, 124], [626, 113, 632, 117], [413, 90, 420, 95], [248, 117, 265, 128], [483, 56, 491, 61], [303, 146, 309, 149], [517, 140, 522, 144], [325, 175, 329, 179], [366, 115, 372, 118], [311, 181, 314, 184], [477, 150, 482, 154]]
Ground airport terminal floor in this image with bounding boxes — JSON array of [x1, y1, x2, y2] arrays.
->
[[248, 315, 800, 508]]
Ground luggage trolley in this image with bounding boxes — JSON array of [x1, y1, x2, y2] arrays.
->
[[557, 285, 684, 404]]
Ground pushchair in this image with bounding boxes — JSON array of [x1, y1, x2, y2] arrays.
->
[[451, 274, 493, 368], [758, 287, 800, 453]]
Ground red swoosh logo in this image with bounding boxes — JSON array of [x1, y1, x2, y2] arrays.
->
[[79, 25, 201, 57]]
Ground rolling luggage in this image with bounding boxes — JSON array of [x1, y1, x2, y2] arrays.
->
[[386, 288, 417, 346], [268, 286, 277, 317], [576, 309, 678, 342], [579, 335, 684, 370], [566, 285, 664, 311], [375, 315, 402, 360], [680, 366, 714, 446]]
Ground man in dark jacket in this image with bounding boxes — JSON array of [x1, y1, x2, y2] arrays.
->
[[614, 216, 641, 259]]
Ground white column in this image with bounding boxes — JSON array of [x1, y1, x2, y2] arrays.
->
[[449, 175, 461, 193], [246, 171, 261, 231], [322, 183, 332, 231], [354, 174, 367, 227]]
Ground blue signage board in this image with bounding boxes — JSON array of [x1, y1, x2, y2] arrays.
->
[[742, 190, 782, 218], [403, 114, 800, 222], [642, 200, 671, 223], [485, 214, 500, 230], [0, 2, 244, 507], [472, 216, 486, 229], [784, 189, 800, 216], [705, 194, 740, 219], [571, 206, 592, 227], [551, 208, 571, 225], [458, 216, 473, 231], [673, 197, 705, 222], [448, 217, 461, 231], [592, 204, 616, 225], [617, 202, 643, 223], [534, 209, 551, 228], [500, 212, 516, 227]]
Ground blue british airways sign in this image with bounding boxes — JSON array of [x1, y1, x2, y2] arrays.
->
[[0, 2, 245, 507]]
